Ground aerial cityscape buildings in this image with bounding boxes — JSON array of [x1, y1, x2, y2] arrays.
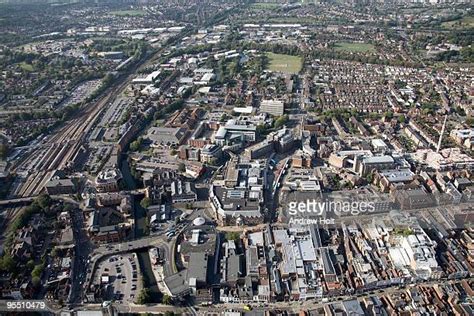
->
[[0, 0, 473, 315]]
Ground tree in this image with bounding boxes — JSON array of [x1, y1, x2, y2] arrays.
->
[[256, 124, 270, 137], [384, 111, 394, 120], [32, 276, 41, 287], [460, 46, 474, 63], [31, 264, 44, 279], [135, 289, 151, 305], [0, 144, 9, 160], [0, 254, 16, 273], [164, 99, 184, 114], [366, 173, 374, 184], [220, 113, 229, 122], [162, 294, 172, 305], [398, 115, 406, 124], [130, 138, 142, 152], [178, 163, 186, 172], [130, 140, 140, 151], [369, 113, 380, 120], [140, 197, 151, 209], [226, 231, 241, 241], [26, 259, 35, 270], [274, 115, 289, 129], [394, 79, 406, 89], [36, 194, 52, 210]]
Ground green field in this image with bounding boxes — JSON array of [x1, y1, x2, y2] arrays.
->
[[18, 62, 34, 72], [265, 52, 302, 74], [110, 9, 147, 16], [334, 42, 375, 53], [441, 16, 474, 30]]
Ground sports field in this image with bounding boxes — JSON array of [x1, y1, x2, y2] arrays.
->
[[441, 16, 474, 30], [265, 52, 303, 74], [19, 62, 34, 72]]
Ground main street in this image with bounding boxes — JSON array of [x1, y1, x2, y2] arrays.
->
[[69, 206, 94, 304], [72, 276, 474, 315]]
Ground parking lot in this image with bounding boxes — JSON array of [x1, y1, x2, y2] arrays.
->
[[92, 253, 141, 303]]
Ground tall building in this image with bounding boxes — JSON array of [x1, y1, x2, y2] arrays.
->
[[260, 100, 285, 117]]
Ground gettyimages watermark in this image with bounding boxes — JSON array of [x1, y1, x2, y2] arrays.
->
[[287, 197, 379, 225], [284, 191, 473, 228]]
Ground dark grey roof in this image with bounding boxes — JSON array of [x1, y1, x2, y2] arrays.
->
[[187, 252, 208, 284], [45, 178, 74, 188], [163, 270, 190, 297], [321, 247, 336, 275], [226, 254, 243, 283]]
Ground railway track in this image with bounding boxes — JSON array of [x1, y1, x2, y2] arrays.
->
[[12, 65, 141, 198], [10, 42, 183, 199]]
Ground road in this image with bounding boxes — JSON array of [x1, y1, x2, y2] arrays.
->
[[8, 53, 151, 200], [71, 276, 474, 314], [69, 206, 94, 304], [0, 196, 36, 206], [81, 209, 207, 304], [83, 235, 178, 300], [0, 194, 80, 207]]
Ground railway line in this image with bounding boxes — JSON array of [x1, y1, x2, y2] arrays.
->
[[11, 65, 141, 199], [6, 42, 182, 214]]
